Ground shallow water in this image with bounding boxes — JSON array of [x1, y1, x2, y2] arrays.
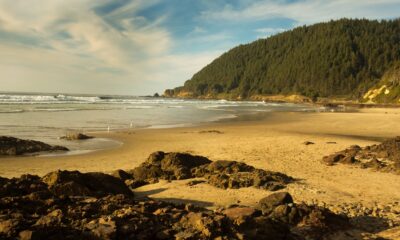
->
[[0, 92, 317, 152]]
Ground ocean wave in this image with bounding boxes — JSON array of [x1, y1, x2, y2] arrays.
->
[[124, 106, 154, 109], [0, 109, 24, 113], [33, 108, 83, 112]]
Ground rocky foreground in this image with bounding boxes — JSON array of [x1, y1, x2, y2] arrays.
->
[[323, 136, 400, 174], [0, 171, 349, 240], [0, 136, 68, 156], [1, 151, 398, 239]]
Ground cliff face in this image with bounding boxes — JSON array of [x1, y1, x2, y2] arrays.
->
[[164, 18, 400, 103], [363, 63, 400, 104]]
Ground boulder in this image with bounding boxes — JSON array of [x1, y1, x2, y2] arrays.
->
[[131, 151, 212, 183], [0, 136, 68, 156], [42, 170, 133, 197], [258, 192, 293, 215], [222, 207, 258, 221]]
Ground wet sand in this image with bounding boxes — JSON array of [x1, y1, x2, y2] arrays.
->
[[1, 108, 400, 212]]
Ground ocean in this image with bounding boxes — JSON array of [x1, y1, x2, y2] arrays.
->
[[0, 92, 317, 154]]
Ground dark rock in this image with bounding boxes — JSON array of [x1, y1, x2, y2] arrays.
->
[[322, 153, 345, 165], [258, 192, 293, 215], [131, 151, 212, 183], [303, 141, 315, 145], [323, 136, 400, 174], [42, 170, 133, 197], [85, 217, 116, 240], [0, 136, 68, 156], [60, 132, 93, 140], [194, 160, 255, 176], [111, 169, 132, 181], [193, 160, 292, 191]]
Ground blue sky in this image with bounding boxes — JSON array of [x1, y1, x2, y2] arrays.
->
[[0, 0, 399, 95]]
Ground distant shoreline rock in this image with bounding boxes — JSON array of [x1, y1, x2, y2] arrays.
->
[[60, 132, 94, 141], [0, 136, 68, 156]]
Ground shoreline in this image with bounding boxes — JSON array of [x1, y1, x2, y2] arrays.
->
[[0, 108, 399, 211], [2, 107, 400, 177]]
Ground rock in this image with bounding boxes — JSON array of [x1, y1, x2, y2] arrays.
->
[[0, 219, 16, 236], [323, 136, 400, 174], [61, 132, 93, 140], [0, 136, 68, 156], [303, 141, 315, 145], [194, 160, 255, 176], [18, 230, 33, 240], [85, 217, 116, 240], [35, 209, 63, 226], [42, 170, 133, 197], [177, 212, 226, 239], [322, 153, 345, 165], [222, 207, 258, 221], [339, 155, 357, 164], [111, 169, 133, 181], [258, 192, 293, 215], [193, 161, 292, 191], [131, 151, 212, 182]]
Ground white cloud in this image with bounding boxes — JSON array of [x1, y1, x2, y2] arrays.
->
[[201, 0, 400, 24], [0, 0, 200, 94]]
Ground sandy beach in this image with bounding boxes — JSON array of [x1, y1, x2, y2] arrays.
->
[[1, 108, 400, 210]]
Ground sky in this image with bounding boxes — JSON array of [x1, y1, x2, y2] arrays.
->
[[0, 0, 400, 95]]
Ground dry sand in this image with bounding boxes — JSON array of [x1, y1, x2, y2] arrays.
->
[[1, 108, 400, 212]]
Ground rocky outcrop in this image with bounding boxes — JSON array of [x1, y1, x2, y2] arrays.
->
[[322, 137, 400, 174], [0, 173, 352, 239], [42, 170, 133, 197], [0, 136, 68, 156], [130, 151, 212, 183], [193, 160, 293, 191], [60, 132, 93, 140], [128, 153, 293, 191]]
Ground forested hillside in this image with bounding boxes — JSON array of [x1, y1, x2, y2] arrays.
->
[[165, 19, 400, 102]]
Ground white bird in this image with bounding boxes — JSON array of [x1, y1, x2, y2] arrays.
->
[[130, 121, 133, 128], [107, 125, 110, 133]]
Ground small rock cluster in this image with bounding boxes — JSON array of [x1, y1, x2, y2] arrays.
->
[[193, 160, 292, 191], [0, 136, 68, 156], [309, 199, 400, 233], [115, 152, 293, 191], [322, 136, 400, 174], [60, 133, 93, 141], [0, 171, 350, 240]]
